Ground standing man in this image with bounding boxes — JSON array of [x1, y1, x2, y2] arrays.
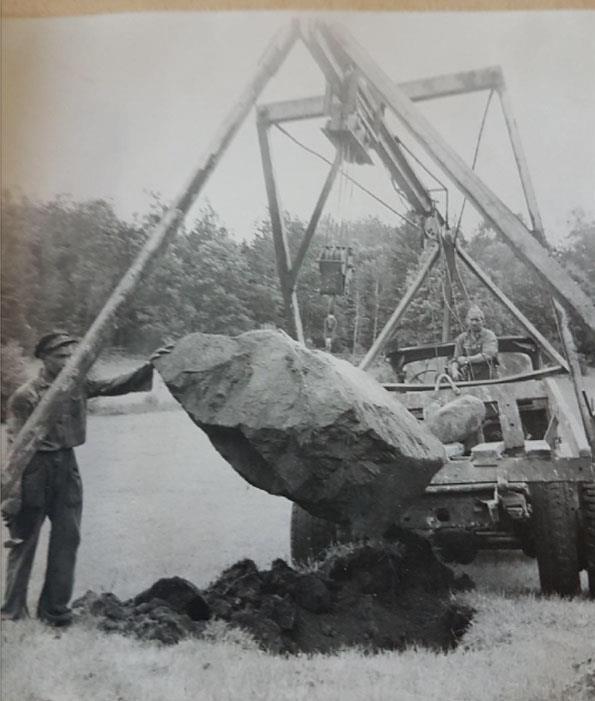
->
[[449, 305, 498, 381], [1, 331, 170, 625], [323, 313, 338, 353]]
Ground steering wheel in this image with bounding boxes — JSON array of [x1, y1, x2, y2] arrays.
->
[[407, 368, 439, 385]]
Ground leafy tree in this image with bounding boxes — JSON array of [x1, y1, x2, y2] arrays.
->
[[1, 190, 592, 372], [1, 191, 37, 347]]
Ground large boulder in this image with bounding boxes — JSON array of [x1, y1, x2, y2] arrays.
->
[[155, 330, 446, 536], [423, 395, 486, 444]]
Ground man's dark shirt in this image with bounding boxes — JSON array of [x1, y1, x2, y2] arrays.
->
[[7, 364, 153, 451]]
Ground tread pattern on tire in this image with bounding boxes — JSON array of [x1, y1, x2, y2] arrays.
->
[[531, 482, 580, 597]]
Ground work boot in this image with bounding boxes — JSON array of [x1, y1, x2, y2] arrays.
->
[[1, 604, 30, 621], [37, 606, 73, 627]]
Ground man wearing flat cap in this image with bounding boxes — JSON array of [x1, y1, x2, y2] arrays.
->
[[1, 331, 170, 625]]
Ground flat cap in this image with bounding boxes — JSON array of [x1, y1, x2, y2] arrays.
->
[[34, 331, 79, 359]]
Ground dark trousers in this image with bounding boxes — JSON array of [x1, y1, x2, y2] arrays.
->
[[1, 449, 82, 621]]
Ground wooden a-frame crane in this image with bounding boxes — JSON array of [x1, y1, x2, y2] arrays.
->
[[254, 19, 594, 451], [3, 18, 594, 501]]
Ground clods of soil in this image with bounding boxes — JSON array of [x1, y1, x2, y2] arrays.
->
[[73, 533, 474, 654]]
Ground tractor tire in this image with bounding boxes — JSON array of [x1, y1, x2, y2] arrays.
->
[[580, 482, 595, 598], [530, 482, 581, 597], [290, 504, 340, 567]]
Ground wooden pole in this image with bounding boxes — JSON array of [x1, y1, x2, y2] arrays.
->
[[1, 21, 299, 501], [256, 117, 305, 343], [373, 276, 380, 342], [552, 300, 595, 454], [352, 287, 360, 362], [321, 22, 595, 335], [456, 244, 569, 370], [288, 147, 343, 288], [441, 286, 452, 343], [497, 84, 546, 245], [359, 245, 439, 371], [441, 230, 461, 351]]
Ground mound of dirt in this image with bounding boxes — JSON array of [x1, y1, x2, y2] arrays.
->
[[72, 534, 473, 654]]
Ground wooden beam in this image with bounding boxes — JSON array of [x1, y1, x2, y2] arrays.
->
[[553, 300, 595, 453], [441, 276, 453, 344], [399, 66, 504, 102], [491, 386, 525, 451], [441, 231, 459, 342], [545, 377, 592, 459], [497, 84, 546, 244], [288, 147, 343, 288], [322, 22, 595, 335], [299, 20, 344, 97], [372, 121, 436, 216], [258, 95, 327, 125], [257, 117, 305, 343], [1, 21, 300, 502], [359, 245, 440, 371], [456, 244, 569, 370], [256, 65, 502, 125]]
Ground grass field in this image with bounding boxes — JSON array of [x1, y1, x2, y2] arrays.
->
[[2, 402, 595, 700]]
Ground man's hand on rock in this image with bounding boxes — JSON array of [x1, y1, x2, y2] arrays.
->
[[149, 343, 175, 365]]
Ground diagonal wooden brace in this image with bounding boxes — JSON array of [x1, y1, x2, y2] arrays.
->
[[1, 20, 300, 501]]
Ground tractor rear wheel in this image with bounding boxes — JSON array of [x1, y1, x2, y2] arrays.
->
[[530, 482, 581, 597], [580, 482, 595, 598], [290, 504, 340, 567]]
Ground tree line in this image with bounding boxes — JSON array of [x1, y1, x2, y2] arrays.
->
[[2, 190, 593, 375]]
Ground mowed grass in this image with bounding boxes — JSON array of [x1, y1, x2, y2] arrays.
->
[[2, 408, 595, 701]]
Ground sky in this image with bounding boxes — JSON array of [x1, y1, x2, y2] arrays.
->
[[2, 10, 594, 245]]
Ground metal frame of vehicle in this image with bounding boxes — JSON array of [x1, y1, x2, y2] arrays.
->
[[389, 345, 593, 554]]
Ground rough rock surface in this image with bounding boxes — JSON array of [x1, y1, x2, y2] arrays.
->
[[154, 330, 446, 536], [423, 394, 486, 444], [72, 536, 474, 654]]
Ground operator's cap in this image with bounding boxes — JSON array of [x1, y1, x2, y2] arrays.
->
[[34, 331, 79, 359], [466, 304, 485, 322]]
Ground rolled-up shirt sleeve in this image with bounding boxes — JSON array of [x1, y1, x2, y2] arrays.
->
[[86, 363, 154, 399]]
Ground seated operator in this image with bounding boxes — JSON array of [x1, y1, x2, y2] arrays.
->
[[449, 304, 498, 381]]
